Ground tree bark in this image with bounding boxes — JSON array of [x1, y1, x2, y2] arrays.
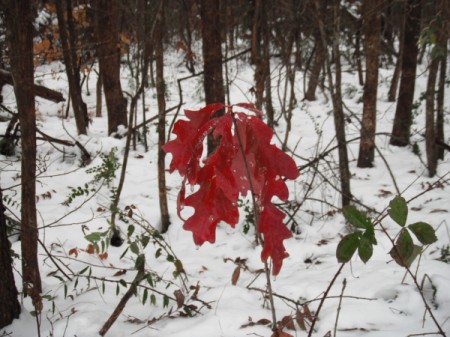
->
[[93, 0, 128, 136], [0, 187, 21, 329], [200, 0, 225, 106], [357, 0, 382, 168], [390, 0, 422, 147], [155, 2, 170, 233], [305, 1, 326, 102], [314, 0, 351, 207], [199, 0, 225, 153], [425, 0, 447, 177], [55, 0, 89, 135], [387, 1, 406, 102], [3, 0, 43, 312], [436, 1, 448, 160], [251, 0, 274, 127]]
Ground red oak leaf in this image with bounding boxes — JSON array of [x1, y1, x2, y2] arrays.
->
[[164, 104, 299, 275]]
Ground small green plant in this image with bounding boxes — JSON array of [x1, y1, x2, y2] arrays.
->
[[237, 198, 255, 235], [437, 245, 450, 264], [337, 196, 438, 267], [64, 148, 120, 206]]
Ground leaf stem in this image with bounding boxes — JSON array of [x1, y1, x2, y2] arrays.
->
[[232, 112, 278, 334]]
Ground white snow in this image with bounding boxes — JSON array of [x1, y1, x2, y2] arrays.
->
[[1, 44, 449, 337]]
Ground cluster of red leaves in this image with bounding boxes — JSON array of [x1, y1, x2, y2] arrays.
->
[[163, 103, 299, 275]]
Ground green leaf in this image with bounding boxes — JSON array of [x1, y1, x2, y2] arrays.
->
[[119, 279, 128, 288], [343, 206, 370, 229], [135, 254, 145, 269], [408, 222, 438, 245], [358, 235, 373, 263], [127, 225, 135, 238], [143, 289, 148, 305], [390, 229, 413, 267], [85, 232, 101, 243], [363, 226, 377, 245], [183, 306, 193, 317], [150, 294, 156, 306], [147, 274, 154, 287], [130, 242, 140, 255], [141, 235, 150, 248], [163, 294, 170, 308], [336, 232, 361, 263], [388, 196, 408, 227]]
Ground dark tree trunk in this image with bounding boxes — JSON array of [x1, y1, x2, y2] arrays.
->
[[425, 0, 447, 177], [387, 1, 406, 102], [357, 0, 382, 168], [96, 71, 102, 117], [305, 29, 326, 101], [55, 0, 89, 135], [200, 0, 224, 106], [93, 0, 128, 136], [436, 1, 448, 160], [0, 188, 21, 329], [305, 34, 326, 101], [3, 0, 43, 312], [199, 0, 225, 153], [315, 0, 351, 207], [390, 0, 422, 147], [251, 0, 274, 127], [155, 2, 170, 233]]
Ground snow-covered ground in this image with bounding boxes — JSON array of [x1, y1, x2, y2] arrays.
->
[[1, 47, 450, 337]]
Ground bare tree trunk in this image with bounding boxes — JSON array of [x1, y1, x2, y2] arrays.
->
[[251, 0, 274, 127], [200, 0, 225, 106], [199, 0, 225, 153], [387, 2, 406, 102], [390, 0, 422, 146], [357, 0, 382, 168], [305, 0, 327, 101], [425, 57, 438, 177], [0, 187, 21, 329], [93, 0, 128, 136], [436, 2, 448, 160], [305, 29, 325, 101], [95, 71, 102, 117], [3, 0, 42, 312], [314, 0, 351, 207], [425, 0, 447, 177], [155, 2, 170, 233], [55, 0, 89, 135]]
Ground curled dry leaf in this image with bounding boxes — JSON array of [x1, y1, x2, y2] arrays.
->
[[295, 309, 307, 331], [231, 266, 240, 285], [174, 289, 185, 309], [280, 315, 296, 331]]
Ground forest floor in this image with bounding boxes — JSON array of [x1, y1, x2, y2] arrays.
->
[[1, 46, 450, 337]]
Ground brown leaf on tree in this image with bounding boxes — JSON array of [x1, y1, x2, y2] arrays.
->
[[113, 269, 127, 277], [99, 252, 108, 260], [85, 244, 98, 254], [295, 309, 307, 331], [174, 289, 185, 309], [303, 304, 314, 322], [279, 315, 296, 331], [231, 266, 240, 285]]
